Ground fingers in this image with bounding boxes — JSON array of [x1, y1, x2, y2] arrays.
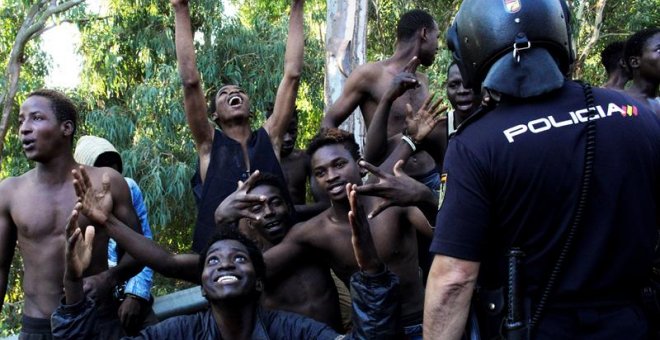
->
[[358, 160, 385, 178], [80, 166, 93, 193], [66, 209, 79, 238], [405, 103, 414, 119], [422, 93, 434, 110], [368, 200, 392, 219], [347, 184, 357, 213], [101, 173, 111, 197], [403, 56, 420, 73], [84, 226, 96, 246], [67, 228, 81, 253], [240, 170, 261, 191], [238, 194, 267, 204]]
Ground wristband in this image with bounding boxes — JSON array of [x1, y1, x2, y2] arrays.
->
[[401, 135, 417, 152]]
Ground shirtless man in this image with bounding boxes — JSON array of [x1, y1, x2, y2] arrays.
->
[[265, 108, 329, 221], [0, 89, 141, 338], [264, 128, 433, 338], [322, 10, 440, 190], [172, 0, 304, 252], [624, 28, 660, 113], [72, 168, 342, 330]]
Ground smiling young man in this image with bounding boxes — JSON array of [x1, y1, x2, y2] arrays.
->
[[170, 0, 304, 253], [0, 90, 142, 339], [52, 185, 400, 339], [264, 128, 433, 339]]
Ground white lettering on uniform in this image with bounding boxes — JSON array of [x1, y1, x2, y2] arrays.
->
[[502, 103, 632, 143], [607, 103, 625, 116], [549, 115, 573, 127], [504, 125, 528, 143], [528, 118, 551, 133]]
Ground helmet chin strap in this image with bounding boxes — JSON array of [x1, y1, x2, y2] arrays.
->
[[483, 47, 565, 98]]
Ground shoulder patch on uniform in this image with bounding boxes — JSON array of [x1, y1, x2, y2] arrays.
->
[[438, 172, 448, 210], [503, 0, 521, 13]]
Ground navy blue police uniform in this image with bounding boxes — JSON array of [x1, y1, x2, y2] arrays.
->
[[431, 80, 660, 339]]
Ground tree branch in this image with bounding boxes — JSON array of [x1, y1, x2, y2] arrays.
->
[[0, 0, 85, 171], [574, 0, 607, 77]]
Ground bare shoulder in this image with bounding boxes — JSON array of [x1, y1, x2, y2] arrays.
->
[[287, 209, 332, 243], [82, 165, 124, 185], [0, 171, 35, 204], [353, 61, 385, 78]]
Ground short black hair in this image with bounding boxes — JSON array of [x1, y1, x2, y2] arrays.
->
[[396, 9, 436, 42], [446, 61, 458, 76], [251, 172, 294, 214], [198, 226, 266, 285], [94, 151, 123, 174], [27, 89, 77, 144], [624, 28, 660, 67], [601, 41, 626, 75], [306, 128, 361, 161]]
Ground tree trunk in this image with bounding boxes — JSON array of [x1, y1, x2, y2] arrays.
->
[[573, 0, 607, 78], [0, 0, 84, 171], [324, 0, 368, 150]]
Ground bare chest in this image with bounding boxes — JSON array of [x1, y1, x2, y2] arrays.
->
[[10, 185, 78, 241]]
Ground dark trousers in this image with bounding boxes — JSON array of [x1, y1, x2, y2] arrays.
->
[[535, 304, 649, 340], [19, 316, 52, 340]]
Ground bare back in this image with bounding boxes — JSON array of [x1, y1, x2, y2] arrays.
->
[[0, 165, 133, 318]]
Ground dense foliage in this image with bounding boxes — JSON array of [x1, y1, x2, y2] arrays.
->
[[1, 0, 658, 334]]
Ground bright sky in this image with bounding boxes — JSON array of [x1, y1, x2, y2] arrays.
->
[[42, 0, 237, 89]]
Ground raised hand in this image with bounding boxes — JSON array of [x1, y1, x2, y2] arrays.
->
[[356, 160, 433, 218], [386, 57, 421, 101], [214, 170, 267, 225], [65, 209, 95, 282], [347, 184, 384, 274], [405, 93, 447, 144], [72, 166, 112, 225]]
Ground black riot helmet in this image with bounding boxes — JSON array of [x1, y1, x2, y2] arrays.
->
[[446, 0, 574, 93]]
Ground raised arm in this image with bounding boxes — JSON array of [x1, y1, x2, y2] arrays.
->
[[264, 0, 305, 156], [103, 213, 200, 283], [96, 170, 145, 290], [172, 0, 214, 181], [0, 182, 17, 314], [364, 58, 420, 165], [73, 167, 200, 283], [322, 66, 371, 128]]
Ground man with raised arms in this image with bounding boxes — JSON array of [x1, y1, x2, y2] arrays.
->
[[322, 10, 440, 191], [171, 0, 304, 252], [0, 89, 141, 338]]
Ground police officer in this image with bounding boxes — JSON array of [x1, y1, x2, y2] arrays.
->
[[423, 0, 660, 339]]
